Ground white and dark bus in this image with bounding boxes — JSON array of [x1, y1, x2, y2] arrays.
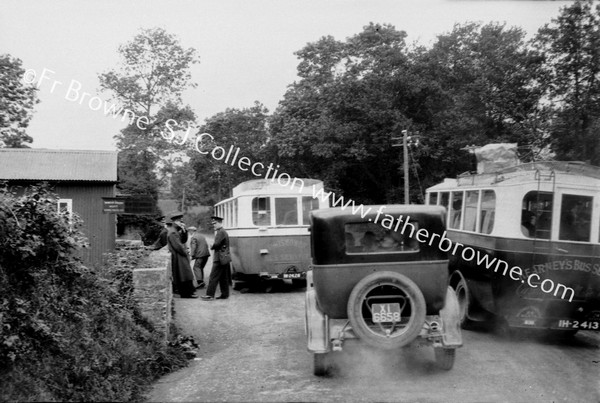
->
[[426, 160, 600, 334], [214, 178, 328, 290]]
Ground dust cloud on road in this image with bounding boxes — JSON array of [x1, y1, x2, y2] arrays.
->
[[148, 283, 600, 402]]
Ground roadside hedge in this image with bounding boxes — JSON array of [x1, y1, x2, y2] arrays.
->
[[0, 185, 187, 402]]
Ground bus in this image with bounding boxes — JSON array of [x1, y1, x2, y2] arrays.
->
[[425, 159, 600, 335], [214, 178, 328, 290]]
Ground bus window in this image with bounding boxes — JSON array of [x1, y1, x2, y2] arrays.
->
[[252, 197, 271, 226], [275, 197, 298, 225], [449, 191, 463, 229], [440, 192, 449, 209], [559, 194, 592, 242], [233, 199, 238, 228], [464, 191, 478, 232], [479, 190, 495, 234], [302, 196, 319, 225], [439, 192, 450, 223], [522, 191, 553, 239], [429, 192, 438, 206]]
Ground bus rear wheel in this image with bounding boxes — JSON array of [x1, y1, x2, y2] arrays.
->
[[313, 352, 333, 376], [434, 347, 456, 370], [292, 279, 307, 288]]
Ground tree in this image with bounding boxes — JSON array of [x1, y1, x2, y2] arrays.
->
[[99, 27, 199, 239], [410, 21, 545, 183], [533, 0, 600, 164], [180, 102, 270, 206], [0, 55, 39, 148], [99, 27, 199, 226], [270, 23, 413, 203]]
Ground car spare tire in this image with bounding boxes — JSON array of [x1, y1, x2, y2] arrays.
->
[[347, 271, 426, 349]]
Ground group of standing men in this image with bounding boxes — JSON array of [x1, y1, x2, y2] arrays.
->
[[152, 211, 231, 300]]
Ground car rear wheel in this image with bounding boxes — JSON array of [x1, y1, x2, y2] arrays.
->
[[347, 271, 426, 350], [434, 347, 456, 370]]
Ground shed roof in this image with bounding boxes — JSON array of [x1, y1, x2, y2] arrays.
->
[[0, 148, 118, 182]]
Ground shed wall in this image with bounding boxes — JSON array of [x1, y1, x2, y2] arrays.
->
[[8, 182, 116, 266]]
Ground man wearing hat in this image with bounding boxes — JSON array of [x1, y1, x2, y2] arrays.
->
[[188, 225, 210, 288], [166, 212, 197, 298], [202, 215, 231, 300]]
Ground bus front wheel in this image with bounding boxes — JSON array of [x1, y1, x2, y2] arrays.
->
[[451, 273, 472, 329]]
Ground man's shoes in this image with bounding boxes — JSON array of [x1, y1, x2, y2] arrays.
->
[[201, 295, 214, 301], [215, 296, 228, 300], [182, 294, 198, 299]]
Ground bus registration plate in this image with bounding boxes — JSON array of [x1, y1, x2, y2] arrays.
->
[[372, 303, 401, 323], [556, 320, 600, 330]]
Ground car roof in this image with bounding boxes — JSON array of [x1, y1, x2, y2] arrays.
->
[[311, 204, 446, 220]]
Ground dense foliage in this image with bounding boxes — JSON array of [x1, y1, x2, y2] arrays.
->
[[0, 185, 187, 402], [533, 0, 600, 164], [0, 54, 39, 148]]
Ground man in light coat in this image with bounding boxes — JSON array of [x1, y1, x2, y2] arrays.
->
[[188, 225, 210, 289]]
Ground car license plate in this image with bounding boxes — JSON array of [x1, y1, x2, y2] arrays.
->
[[555, 319, 600, 330], [372, 303, 401, 323], [283, 272, 302, 279]]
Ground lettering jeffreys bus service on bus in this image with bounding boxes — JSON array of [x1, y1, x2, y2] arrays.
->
[[526, 259, 600, 277]]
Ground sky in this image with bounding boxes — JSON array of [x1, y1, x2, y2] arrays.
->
[[1, 0, 575, 151]]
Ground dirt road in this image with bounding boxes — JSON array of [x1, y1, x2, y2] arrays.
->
[[147, 281, 599, 402]]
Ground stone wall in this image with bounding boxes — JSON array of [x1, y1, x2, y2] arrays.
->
[[132, 247, 172, 341]]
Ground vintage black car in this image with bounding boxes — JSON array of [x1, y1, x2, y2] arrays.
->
[[305, 205, 462, 375]]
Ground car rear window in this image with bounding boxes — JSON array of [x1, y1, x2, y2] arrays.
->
[[344, 222, 420, 254]]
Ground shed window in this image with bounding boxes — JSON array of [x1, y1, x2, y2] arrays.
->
[[58, 199, 73, 224]]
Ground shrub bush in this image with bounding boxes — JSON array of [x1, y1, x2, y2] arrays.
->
[[0, 185, 188, 402]]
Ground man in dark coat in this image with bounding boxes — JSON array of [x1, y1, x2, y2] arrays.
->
[[202, 216, 231, 300], [166, 212, 197, 298]]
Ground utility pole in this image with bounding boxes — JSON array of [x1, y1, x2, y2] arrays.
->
[[181, 187, 186, 213], [403, 129, 409, 205], [391, 128, 410, 204]]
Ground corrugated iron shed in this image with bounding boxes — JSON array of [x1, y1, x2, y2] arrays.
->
[[0, 148, 118, 182]]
